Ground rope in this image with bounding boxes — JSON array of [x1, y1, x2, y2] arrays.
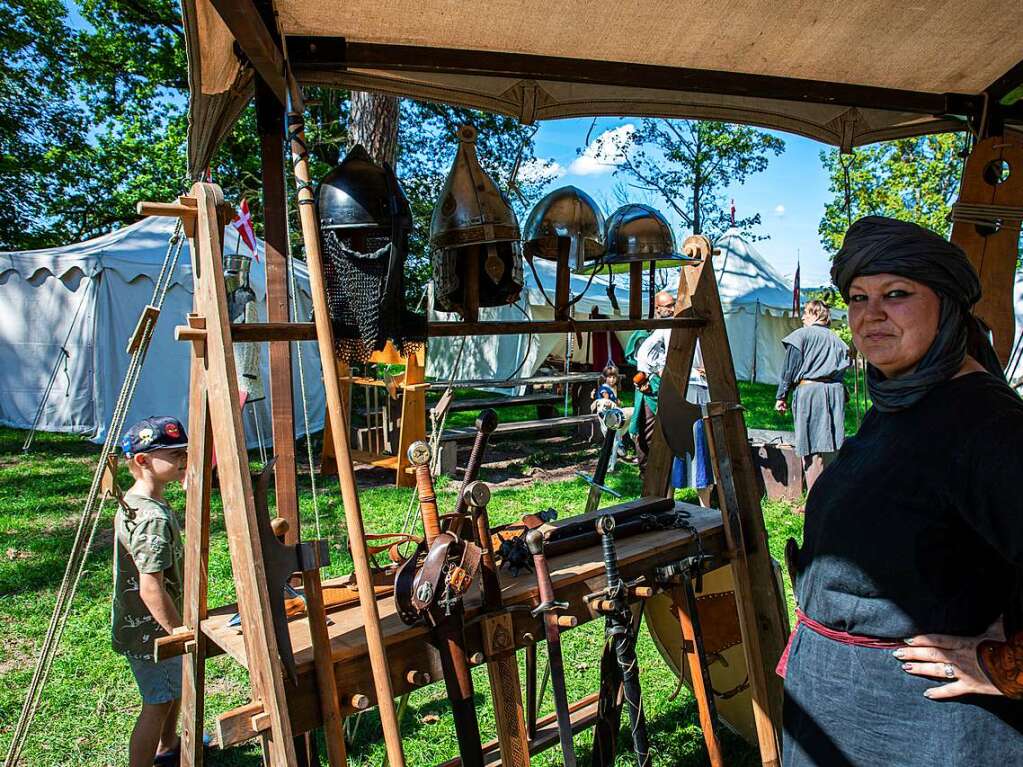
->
[[5, 220, 184, 767], [22, 286, 93, 453], [286, 234, 322, 541], [841, 153, 855, 228], [524, 255, 602, 316], [949, 201, 1023, 231]]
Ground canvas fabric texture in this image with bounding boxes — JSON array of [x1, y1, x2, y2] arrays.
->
[[111, 493, 184, 660]]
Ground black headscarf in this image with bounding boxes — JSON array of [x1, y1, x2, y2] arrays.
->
[[831, 216, 1004, 412]]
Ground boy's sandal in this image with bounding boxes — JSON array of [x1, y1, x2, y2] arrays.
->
[[154, 733, 213, 766]]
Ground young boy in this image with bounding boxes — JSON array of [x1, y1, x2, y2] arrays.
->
[[112, 416, 188, 767]]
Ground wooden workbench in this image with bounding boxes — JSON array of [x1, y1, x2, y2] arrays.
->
[[208, 502, 727, 750]]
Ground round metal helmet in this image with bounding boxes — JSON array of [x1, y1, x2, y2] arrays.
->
[[603, 204, 686, 271], [430, 125, 520, 249], [316, 144, 412, 232], [523, 185, 605, 270]]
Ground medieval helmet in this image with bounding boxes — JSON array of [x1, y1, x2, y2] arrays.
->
[[602, 204, 687, 271], [317, 143, 412, 235], [315, 144, 424, 362], [523, 186, 605, 271], [430, 125, 524, 316]]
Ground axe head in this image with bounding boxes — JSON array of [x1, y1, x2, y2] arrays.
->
[[657, 379, 700, 460]]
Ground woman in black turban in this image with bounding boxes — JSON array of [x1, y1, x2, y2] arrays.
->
[[782, 216, 1023, 766]]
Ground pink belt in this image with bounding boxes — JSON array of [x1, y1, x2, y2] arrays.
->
[[776, 608, 906, 678]]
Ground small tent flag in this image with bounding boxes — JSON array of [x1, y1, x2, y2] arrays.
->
[[231, 199, 258, 259], [792, 258, 801, 316]]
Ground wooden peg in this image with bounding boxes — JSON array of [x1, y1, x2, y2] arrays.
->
[[406, 670, 431, 686], [631, 586, 655, 599], [556, 615, 578, 629], [349, 694, 370, 711], [468, 652, 485, 666]]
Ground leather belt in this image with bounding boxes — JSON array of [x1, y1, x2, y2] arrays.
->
[[395, 532, 482, 626]]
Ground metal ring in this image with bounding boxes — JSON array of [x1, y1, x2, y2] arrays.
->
[[943, 662, 956, 679]]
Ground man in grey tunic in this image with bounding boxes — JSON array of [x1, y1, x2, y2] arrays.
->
[[775, 300, 850, 493]]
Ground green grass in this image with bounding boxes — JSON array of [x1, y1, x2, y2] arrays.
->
[[0, 383, 806, 766]]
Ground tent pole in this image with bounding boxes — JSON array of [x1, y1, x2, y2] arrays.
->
[[751, 299, 759, 383]]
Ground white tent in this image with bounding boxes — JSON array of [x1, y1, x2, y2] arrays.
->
[[713, 228, 802, 385], [428, 229, 803, 387], [427, 258, 635, 387], [0, 217, 326, 446]]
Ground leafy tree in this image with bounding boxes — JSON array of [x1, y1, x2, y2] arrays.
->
[[592, 119, 785, 237], [818, 134, 965, 254]]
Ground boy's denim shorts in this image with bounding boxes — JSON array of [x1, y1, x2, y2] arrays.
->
[[127, 655, 183, 705]]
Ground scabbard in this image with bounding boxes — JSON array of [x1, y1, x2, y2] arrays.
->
[[431, 605, 484, 767], [591, 638, 623, 767], [547, 497, 674, 544], [597, 518, 651, 767], [529, 538, 577, 767], [584, 422, 619, 515]]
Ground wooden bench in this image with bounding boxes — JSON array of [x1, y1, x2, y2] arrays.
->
[[443, 392, 562, 414], [436, 413, 597, 473]]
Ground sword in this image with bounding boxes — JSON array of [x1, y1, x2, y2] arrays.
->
[[406, 442, 485, 767], [595, 515, 651, 767], [464, 481, 531, 767], [452, 408, 499, 520], [526, 529, 577, 767], [580, 407, 626, 514]]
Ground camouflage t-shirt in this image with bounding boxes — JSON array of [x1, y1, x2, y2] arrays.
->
[[111, 493, 184, 660]]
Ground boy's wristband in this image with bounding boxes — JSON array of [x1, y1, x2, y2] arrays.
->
[[978, 631, 1023, 699]]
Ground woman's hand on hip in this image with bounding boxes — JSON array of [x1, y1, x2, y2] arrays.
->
[[775, 399, 788, 413], [896, 619, 1005, 699]]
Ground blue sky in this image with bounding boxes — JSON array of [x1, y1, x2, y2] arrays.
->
[[527, 117, 837, 288]]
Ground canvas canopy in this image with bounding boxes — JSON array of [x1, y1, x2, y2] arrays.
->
[[182, 0, 1023, 177], [0, 217, 326, 445], [429, 229, 809, 386]]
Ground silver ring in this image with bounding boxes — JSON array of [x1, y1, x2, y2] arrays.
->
[[943, 663, 956, 679]]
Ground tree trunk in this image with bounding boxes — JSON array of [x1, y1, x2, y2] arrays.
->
[[349, 91, 400, 166]]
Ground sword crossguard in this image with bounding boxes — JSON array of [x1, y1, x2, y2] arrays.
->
[[531, 598, 569, 618]]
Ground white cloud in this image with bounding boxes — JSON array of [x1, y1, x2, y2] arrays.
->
[[568, 124, 636, 176], [516, 157, 565, 184], [773, 204, 786, 217]]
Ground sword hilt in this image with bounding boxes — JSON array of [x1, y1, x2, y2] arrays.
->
[[597, 516, 624, 600], [408, 440, 441, 544], [453, 408, 498, 518]]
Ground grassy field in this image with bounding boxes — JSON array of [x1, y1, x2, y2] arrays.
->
[[0, 381, 809, 766]]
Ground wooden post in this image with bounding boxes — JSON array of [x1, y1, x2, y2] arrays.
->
[[555, 238, 571, 321], [180, 347, 213, 767], [189, 182, 298, 765], [287, 86, 407, 767], [255, 77, 300, 543], [949, 134, 1023, 366], [395, 346, 427, 489], [643, 235, 786, 759], [703, 403, 783, 765], [465, 247, 481, 323], [302, 568, 347, 767], [628, 261, 643, 320], [672, 588, 724, 767]]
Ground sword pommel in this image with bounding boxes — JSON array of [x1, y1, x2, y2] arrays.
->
[[601, 406, 626, 432], [407, 440, 431, 466], [525, 528, 545, 556], [475, 408, 499, 434], [596, 515, 616, 536], [463, 480, 491, 508]]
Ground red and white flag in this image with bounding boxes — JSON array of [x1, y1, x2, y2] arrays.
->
[[231, 199, 259, 260]]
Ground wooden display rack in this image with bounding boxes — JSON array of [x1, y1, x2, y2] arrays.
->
[[319, 342, 427, 488], [143, 159, 789, 767]]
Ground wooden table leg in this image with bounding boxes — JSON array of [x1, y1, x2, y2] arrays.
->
[[673, 584, 725, 767]]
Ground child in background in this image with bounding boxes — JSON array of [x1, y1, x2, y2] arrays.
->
[[112, 416, 188, 767]]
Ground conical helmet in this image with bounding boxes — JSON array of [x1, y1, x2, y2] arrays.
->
[[523, 185, 605, 271], [603, 204, 687, 272], [430, 125, 523, 315], [316, 143, 412, 234]]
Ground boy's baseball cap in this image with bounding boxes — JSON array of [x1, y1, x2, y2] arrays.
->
[[121, 416, 188, 457]]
